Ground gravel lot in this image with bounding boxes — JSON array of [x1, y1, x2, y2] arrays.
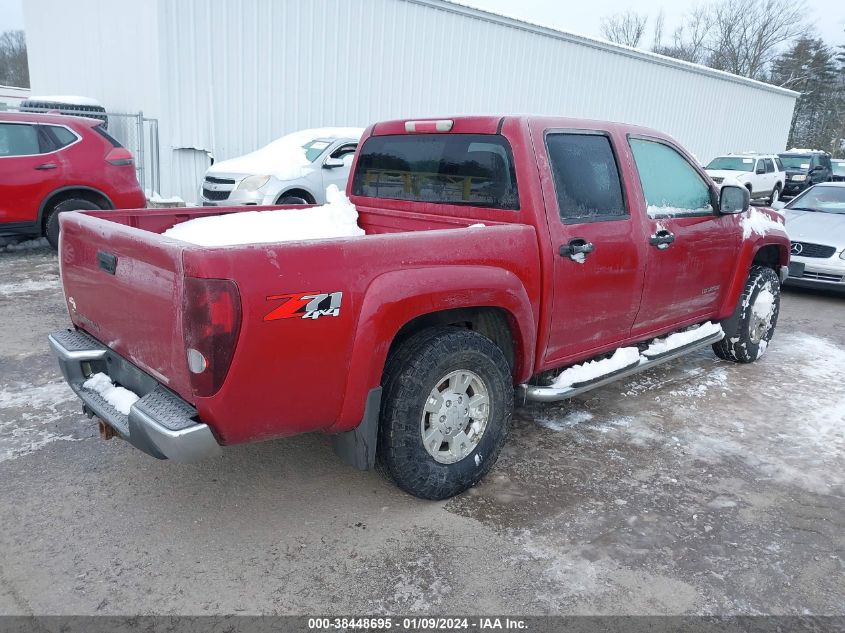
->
[[1, 242, 843, 616]]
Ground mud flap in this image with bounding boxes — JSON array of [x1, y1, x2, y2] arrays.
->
[[331, 387, 382, 470]]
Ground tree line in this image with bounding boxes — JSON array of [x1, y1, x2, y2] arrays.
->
[[600, 0, 845, 157], [0, 30, 28, 88]]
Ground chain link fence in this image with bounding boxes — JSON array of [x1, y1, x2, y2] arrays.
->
[[2, 103, 160, 194]]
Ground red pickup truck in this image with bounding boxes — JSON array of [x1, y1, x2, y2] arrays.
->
[[49, 116, 790, 499]]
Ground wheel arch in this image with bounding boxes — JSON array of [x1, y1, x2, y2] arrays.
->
[[274, 187, 316, 205], [717, 240, 789, 319], [38, 186, 114, 230], [330, 266, 537, 433]]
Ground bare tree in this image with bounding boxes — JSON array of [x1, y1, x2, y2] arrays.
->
[[0, 30, 29, 88], [654, 6, 712, 64], [707, 0, 810, 79], [600, 11, 648, 48], [651, 10, 665, 51]]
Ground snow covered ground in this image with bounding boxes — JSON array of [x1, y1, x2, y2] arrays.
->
[[1, 243, 844, 615]]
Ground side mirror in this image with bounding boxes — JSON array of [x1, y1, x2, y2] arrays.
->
[[719, 184, 750, 214], [323, 157, 344, 169], [756, 166, 766, 175], [771, 200, 786, 211]]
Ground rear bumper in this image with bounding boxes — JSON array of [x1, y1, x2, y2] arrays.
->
[[48, 329, 220, 462]]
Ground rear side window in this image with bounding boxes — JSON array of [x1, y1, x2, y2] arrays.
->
[[764, 158, 774, 173], [352, 134, 519, 209], [629, 138, 713, 217], [774, 157, 784, 171], [0, 123, 41, 157], [93, 124, 124, 148], [545, 133, 626, 222], [45, 125, 78, 149]]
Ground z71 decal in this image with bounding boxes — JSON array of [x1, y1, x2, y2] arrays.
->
[[264, 291, 344, 321]]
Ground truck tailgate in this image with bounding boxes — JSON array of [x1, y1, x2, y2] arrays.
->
[[59, 212, 193, 401]]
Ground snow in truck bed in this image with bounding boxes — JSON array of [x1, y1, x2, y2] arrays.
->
[[162, 185, 365, 247]]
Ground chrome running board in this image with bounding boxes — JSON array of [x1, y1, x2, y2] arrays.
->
[[519, 330, 725, 403]]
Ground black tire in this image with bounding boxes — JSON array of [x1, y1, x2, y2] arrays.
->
[[44, 198, 102, 249], [377, 327, 513, 500], [768, 185, 781, 205], [276, 195, 309, 205], [713, 265, 781, 363]]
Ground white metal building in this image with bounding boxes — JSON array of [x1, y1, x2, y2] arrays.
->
[[0, 85, 30, 107], [23, 0, 798, 202]]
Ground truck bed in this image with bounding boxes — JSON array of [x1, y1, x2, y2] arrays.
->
[[58, 204, 541, 444]]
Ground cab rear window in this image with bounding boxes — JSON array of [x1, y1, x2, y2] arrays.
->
[[351, 134, 519, 209]]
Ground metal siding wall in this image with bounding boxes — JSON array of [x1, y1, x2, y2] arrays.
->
[[24, 0, 162, 116], [27, 0, 797, 199]]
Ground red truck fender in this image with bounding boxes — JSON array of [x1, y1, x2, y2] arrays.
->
[[330, 265, 537, 434], [717, 214, 790, 320]]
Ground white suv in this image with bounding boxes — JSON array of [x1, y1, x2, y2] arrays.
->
[[704, 153, 786, 205]]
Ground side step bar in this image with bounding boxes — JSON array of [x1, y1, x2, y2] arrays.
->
[[519, 329, 724, 403]]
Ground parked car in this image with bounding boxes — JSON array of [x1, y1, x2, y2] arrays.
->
[[704, 153, 785, 204], [200, 127, 364, 206], [49, 115, 789, 500], [832, 159, 845, 182], [0, 112, 145, 248], [775, 182, 845, 292], [778, 149, 833, 198], [20, 95, 109, 128]]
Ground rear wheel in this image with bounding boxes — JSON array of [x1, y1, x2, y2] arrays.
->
[[377, 327, 512, 500], [768, 185, 781, 205], [713, 265, 780, 363], [44, 198, 102, 249]]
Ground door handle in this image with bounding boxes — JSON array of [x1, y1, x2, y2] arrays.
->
[[561, 238, 595, 261], [649, 229, 675, 249], [34, 163, 57, 170]]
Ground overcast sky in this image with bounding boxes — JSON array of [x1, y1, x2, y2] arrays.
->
[[2, 0, 843, 47]]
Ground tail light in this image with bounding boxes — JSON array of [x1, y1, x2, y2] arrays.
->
[[182, 278, 242, 397], [106, 147, 134, 166]]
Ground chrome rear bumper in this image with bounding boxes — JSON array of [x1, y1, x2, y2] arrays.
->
[[48, 329, 220, 462]]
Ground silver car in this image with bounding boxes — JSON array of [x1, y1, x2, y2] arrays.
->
[[777, 182, 845, 292], [200, 127, 364, 206]]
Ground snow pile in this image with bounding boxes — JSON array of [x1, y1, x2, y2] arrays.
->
[[207, 127, 364, 181], [28, 95, 103, 107], [148, 193, 185, 204], [2, 237, 49, 252], [643, 322, 724, 358], [551, 347, 641, 389], [82, 373, 139, 416], [163, 185, 364, 247], [741, 208, 786, 239]]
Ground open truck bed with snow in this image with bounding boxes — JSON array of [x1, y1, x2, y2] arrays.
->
[[50, 116, 791, 499]]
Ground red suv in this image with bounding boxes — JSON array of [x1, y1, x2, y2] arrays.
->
[[0, 112, 146, 248]]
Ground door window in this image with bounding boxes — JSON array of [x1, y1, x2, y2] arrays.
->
[[629, 138, 713, 217], [764, 158, 775, 173], [0, 123, 41, 157], [545, 133, 626, 223]]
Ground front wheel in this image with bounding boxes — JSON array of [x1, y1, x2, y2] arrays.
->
[[713, 265, 781, 363], [377, 327, 513, 500], [276, 195, 309, 205]]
